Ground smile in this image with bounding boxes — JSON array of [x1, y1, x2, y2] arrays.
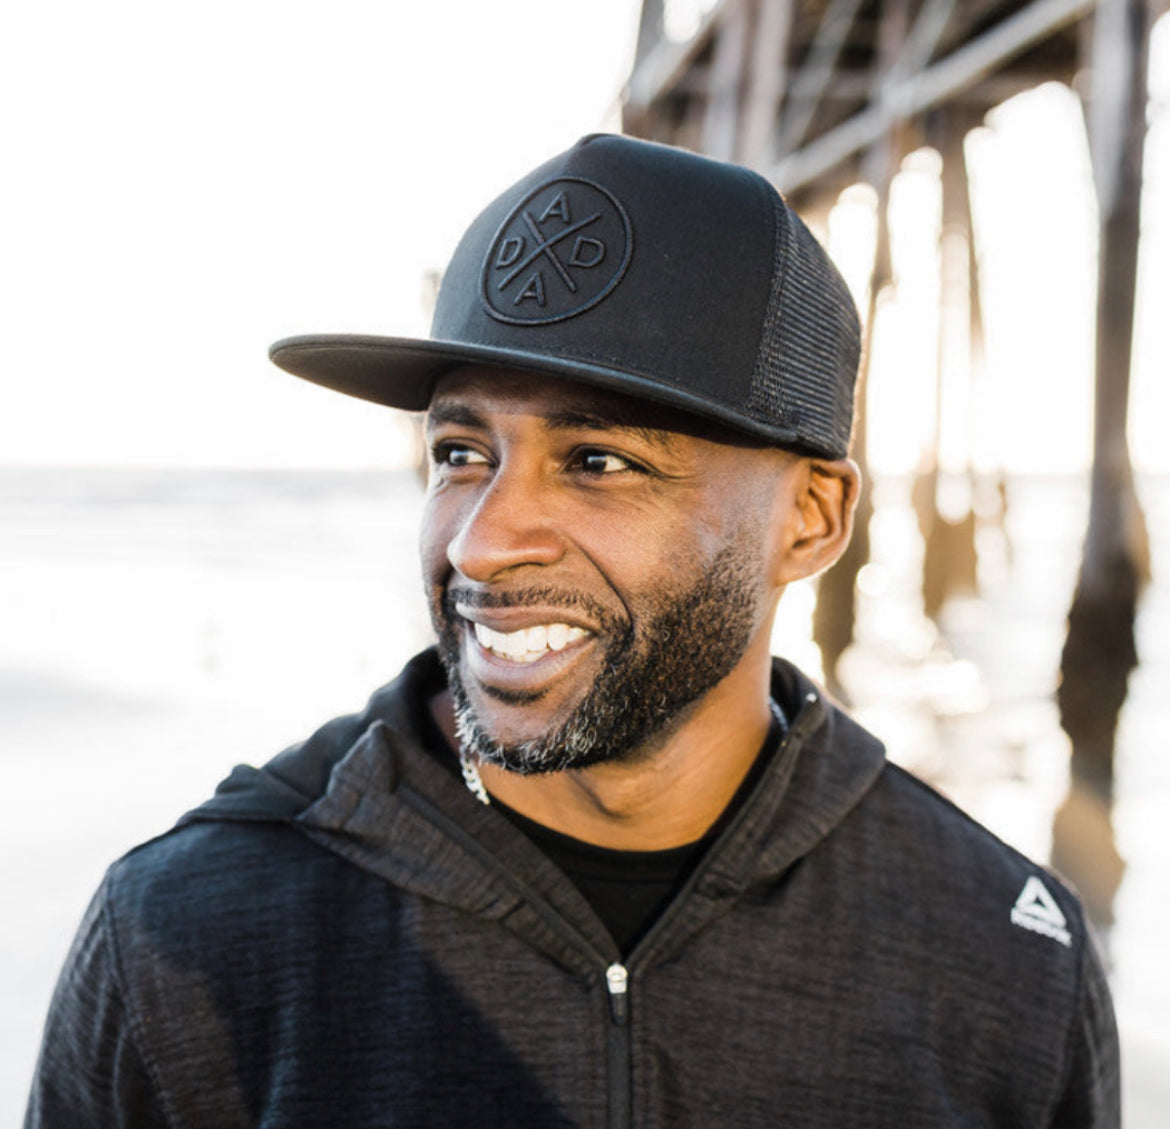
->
[[472, 621, 590, 664]]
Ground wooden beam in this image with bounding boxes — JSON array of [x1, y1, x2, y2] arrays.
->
[[810, 0, 907, 687], [936, 111, 977, 477], [739, 0, 796, 167], [633, 0, 666, 67], [702, 0, 753, 159], [861, 0, 911, 188], [693, 68, 1063, 107], [769, 0, 1098, 192], [895, 0, 961, 77], [1082, 0, 1150, 546], [1057, 0, 1153, 931], [625, 0, 732, 113], [774, 0, 867, 156]]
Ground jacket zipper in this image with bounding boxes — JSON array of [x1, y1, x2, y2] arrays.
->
[[400, 706, 814, 1129], [605, 962, 631, 1128], [600, 722, 807, 1126], [400, 789, 635, 1127], [605, 963, 629, 1022], [598, 710, 808, 1127]]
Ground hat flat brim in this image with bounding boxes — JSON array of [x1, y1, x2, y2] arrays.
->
[[268, 333, 803, 448]]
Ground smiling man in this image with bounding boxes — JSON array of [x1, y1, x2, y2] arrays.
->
[[420, 369, 854, 852], [27, 135, 1117, 1128]]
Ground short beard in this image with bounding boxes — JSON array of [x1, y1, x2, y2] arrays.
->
[[431, 541, 762, 775]]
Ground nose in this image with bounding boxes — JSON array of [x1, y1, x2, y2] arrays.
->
[[445, 460, 566, 582]]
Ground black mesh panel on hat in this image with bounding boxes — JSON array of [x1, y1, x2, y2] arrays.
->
[[745, 192, 860, 459]]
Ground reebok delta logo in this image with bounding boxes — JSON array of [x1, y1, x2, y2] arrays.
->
[[1011, 876, 1072, 946]]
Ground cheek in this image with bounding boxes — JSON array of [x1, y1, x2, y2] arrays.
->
[[588, 518, 731, 619], [572, 507, 683, 578], [418, 495, 455, 588]]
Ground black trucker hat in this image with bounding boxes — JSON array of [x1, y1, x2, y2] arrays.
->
[[269, 133, 861, 459]]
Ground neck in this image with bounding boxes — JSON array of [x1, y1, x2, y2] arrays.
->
[[433, 646, 775, 851]]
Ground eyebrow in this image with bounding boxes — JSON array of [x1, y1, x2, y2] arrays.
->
[[426, 402, 486, 432], [426, 400, 678, 450], [543, 409, 676, 449]]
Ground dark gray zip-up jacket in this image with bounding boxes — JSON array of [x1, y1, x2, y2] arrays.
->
[[26, 651, 1118, 1128]]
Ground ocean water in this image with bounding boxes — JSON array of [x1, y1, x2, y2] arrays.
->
[[2, 466, 1167, 1121]]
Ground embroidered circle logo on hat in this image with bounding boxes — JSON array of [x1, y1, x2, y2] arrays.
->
[[480, 177, 633, 325]]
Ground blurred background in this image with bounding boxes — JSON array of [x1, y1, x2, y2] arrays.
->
[[2, 0, 1167, 1123]]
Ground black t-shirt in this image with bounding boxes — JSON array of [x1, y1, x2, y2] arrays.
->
[[486, 795, 717, 955]]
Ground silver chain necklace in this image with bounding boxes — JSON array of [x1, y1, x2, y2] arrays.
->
[[460, 754, 491, 805]]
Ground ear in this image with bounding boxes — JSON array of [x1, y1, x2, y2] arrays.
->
[[773, 458, 860, 585]]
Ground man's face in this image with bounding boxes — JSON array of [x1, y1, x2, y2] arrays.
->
[[420, 367, 799, 774]]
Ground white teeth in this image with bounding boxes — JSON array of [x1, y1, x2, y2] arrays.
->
[[470, 620, 587, 663]]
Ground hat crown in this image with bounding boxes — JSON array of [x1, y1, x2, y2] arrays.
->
[[269, 134, 860, 459], [433, 134, 859, 458]]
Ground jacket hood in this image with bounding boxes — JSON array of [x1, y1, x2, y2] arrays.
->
[[182, 649, 886, 969]]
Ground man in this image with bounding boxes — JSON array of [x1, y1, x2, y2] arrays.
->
[[27, 134, 1117, 1127]]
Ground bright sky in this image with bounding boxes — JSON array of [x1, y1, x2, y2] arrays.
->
[[1, 1, 641, 468], [2, 3, 1166, 472]]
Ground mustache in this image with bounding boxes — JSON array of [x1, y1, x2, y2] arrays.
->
[[442, 586, 620, 630]]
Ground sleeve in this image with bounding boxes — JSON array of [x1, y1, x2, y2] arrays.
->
[[1049, 929, 1121, 1129], [24, 877, 169, 1129]]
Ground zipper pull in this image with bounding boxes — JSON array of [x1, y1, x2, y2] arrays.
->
[[605, 962, 629, 1024]]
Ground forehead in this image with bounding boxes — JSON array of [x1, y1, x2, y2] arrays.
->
[[427, 366, 769, 450]]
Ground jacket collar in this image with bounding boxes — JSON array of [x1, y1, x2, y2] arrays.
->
[[182, 649, 886, 968]]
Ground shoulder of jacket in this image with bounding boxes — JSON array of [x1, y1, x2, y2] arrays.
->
[[177, 650, 445, 828], [862, 761, 1092, 951], [104, 816, 322, 927]]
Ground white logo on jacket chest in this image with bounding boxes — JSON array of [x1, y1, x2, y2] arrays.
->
[[1011, 876, 1072, 946]]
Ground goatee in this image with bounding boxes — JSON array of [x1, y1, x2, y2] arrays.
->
[[431, 541, 762, 775]]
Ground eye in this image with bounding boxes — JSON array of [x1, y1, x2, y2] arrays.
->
[[573, 448, 637, 476], [432, 442, 490, 469]]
